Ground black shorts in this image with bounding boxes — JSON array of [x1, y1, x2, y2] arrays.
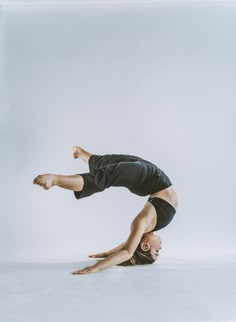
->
[[148, 197, 176, 231], [73, 153, 173, 200]]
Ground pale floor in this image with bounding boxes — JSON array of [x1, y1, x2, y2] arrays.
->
[[0, 258, 236, 322]]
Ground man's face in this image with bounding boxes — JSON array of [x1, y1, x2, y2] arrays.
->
[[140, 233, 162, 260]]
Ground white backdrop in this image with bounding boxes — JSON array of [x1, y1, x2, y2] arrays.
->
[[1, 2, 235, 262]]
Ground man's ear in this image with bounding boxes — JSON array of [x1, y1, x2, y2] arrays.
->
[[140, 241, 150, 251]]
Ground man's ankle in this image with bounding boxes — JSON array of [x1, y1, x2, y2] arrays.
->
[[53, 175, 59, 186]]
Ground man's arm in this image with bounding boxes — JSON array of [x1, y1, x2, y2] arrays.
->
[[72, 249, 131, 274], [92, 249, 131, 270], [72, 218, 148, 274], [88, 241, 127, 258], [93, 217, 146, 270]]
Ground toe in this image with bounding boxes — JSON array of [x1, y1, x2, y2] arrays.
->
[[44, 183, 49, 190], [38, 179, 44, 186], [33, 176, 38, 183], [34, 175, 41, 183]]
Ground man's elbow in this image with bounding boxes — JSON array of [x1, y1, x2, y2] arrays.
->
[[122, 248, 133, 259]]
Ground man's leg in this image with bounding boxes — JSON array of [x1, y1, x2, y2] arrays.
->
[[33, 172, 104, 199], [73, 146, 145, 172], [33, 147, 145, 198], [33, 160, 142, 196], [33, 174, 84, 191]]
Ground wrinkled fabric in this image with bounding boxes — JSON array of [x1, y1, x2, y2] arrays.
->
[[73, 153, 173, 200]]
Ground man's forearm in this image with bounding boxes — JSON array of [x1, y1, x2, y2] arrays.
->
[[105, 241, 127, 256], [95, 249, 131, 271]]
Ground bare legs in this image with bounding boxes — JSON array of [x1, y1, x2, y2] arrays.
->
[[33, 146, 93, 191], [33, 174, 84, 191]]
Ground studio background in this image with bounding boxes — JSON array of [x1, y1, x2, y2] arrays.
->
[[0, 1, 235, 263]]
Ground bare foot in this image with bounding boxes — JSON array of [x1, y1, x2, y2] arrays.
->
[[33, 174, 57, 190], [72, 146, 92, 163], [72, 146, 83, 159]]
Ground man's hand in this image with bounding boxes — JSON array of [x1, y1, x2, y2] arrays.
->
[[71, 264, 100, 275], [88, 252, 108, 258], [88, 241, 127, 259]]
